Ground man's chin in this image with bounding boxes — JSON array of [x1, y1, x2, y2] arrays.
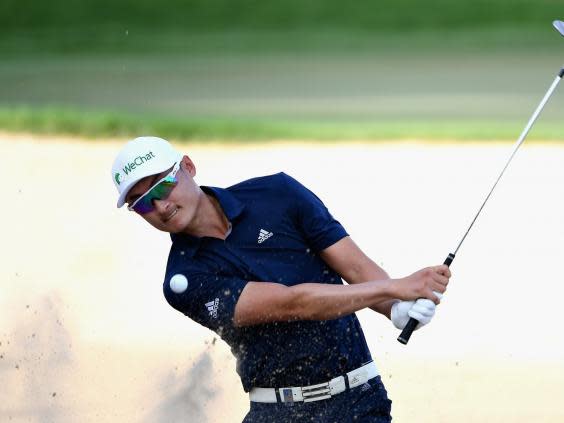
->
[[154, 218, 184, 234], [158, 225, 184, 235], [164, 216, 189, 234]]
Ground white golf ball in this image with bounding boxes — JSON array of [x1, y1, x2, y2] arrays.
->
[[170, 274, 188, 293]]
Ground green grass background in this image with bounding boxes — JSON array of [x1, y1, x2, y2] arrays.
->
[[1, 0, 563, 141], [1, 0, 560, 33]]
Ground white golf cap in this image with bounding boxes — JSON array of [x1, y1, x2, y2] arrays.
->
[[111, 136, 182, 208]]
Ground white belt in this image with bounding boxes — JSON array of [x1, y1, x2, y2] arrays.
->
[[249, 362, 378, 403]]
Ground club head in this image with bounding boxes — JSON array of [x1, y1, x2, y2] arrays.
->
[[553, 20, 564, 37]]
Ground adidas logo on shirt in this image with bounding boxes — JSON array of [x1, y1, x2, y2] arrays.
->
[[257, 229, 273, 244], [205, 298, 219, 319]]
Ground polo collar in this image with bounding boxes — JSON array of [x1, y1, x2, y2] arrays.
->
[[201, 186, 245, 222], [170, 186, 245, 255]]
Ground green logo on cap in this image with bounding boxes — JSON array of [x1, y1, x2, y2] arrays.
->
[[114, 172, 122, 185], [122, 151, 156, 175]]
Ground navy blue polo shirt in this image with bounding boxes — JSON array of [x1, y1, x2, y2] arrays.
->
[[163, 172, 372, 392]]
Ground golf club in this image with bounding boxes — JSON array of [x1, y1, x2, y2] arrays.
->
[[398, 20, 564, 345], [554, 20, 564, 36]]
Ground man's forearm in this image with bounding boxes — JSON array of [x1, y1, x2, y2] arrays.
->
[[370, 299, 398, 319], [340, 255, 397, 318], [318, 237, 398, 319], [234, 279, 397, 327], [290, 280, 396, 321], [234, 265, 448, 327]]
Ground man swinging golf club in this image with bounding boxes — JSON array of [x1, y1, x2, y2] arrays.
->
[[111, 136, 450, 422]]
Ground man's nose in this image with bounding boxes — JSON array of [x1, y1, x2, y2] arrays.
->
[[153, 198, 170, 214]]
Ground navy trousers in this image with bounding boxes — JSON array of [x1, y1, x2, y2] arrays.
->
[[242, 376, 392, 423]]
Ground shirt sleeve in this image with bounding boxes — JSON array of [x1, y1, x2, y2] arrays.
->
[[281, 173, 349, 252], [163, 270, 248, 338]]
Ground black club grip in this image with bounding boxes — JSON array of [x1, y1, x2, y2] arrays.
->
[[397, 253, 455, 345]]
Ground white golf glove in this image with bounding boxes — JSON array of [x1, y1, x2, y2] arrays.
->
[[391, 292, 443, 331]]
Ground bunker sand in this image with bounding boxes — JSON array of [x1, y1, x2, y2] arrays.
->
[[1, 133, 564, 422]]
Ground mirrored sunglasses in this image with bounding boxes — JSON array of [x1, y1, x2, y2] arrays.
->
[[128, 162, 180, 214]]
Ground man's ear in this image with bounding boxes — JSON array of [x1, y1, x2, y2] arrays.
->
[[181, 155, 196, 177]]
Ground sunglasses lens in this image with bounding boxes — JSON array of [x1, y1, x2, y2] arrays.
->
[[132, 177, 177, 214], [132, 196, 155, 214]]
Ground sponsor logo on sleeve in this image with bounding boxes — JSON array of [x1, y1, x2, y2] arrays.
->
[[205, 298, 219, 319]]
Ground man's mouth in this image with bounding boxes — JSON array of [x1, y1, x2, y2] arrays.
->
[[164, 208, 178, 222]]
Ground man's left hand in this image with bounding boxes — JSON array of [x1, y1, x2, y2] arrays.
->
[[390, 292, 443, 330]]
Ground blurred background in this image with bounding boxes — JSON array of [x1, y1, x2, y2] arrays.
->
[[1, 2, 564, 423], [1, 0, 563, 140]]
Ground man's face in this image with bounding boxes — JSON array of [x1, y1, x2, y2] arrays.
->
[[125, 156, 201, 233]]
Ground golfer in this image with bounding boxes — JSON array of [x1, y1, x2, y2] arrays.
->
[[111, 136, 450, 422]]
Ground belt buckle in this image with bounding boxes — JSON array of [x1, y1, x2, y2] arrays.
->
[[301, 381, 332, 403], [329, 375, 346, 395]]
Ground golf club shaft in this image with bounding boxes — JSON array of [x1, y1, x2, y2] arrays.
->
[[398, 66, 564, 345]]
